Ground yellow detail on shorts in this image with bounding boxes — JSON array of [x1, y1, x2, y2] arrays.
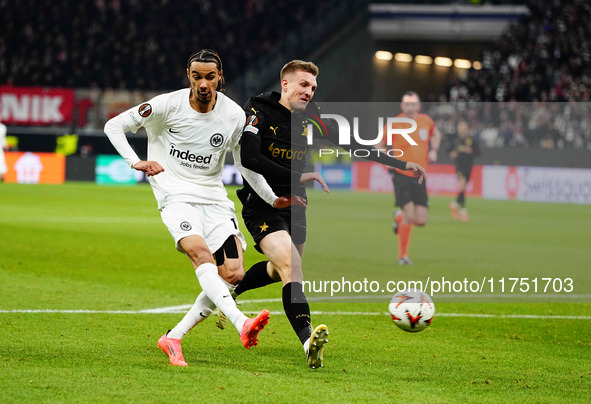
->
[[259, 222, 269, 232]]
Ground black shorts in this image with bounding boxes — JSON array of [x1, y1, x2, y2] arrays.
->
[[392, 172, 428, 208], [455, 161, 474, 182], [241, 202, 307, 253]]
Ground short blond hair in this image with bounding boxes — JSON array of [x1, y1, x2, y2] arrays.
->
[[280, 60, 319, 79]]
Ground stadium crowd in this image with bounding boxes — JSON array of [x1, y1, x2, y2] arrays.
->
[[446, 0, 590, 103], [1, 0, 589, 150], [425, 101, 591, 150], [442, 0, 591, 149], [0, 0, 339, 92]]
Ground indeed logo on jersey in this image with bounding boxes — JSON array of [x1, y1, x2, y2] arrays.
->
[[169, 143, 212, 170]]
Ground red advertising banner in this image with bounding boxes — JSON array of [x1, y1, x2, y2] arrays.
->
[[4, 152, 65, 184], [352, 162, 482, 197], [0, 86, 75, 125], [426, 164, 482, 196]]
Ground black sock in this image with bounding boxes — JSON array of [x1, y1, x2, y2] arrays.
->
[[457, 191, 465, 207], [282, 282, 312, 345], [234, 260, 276, 296]]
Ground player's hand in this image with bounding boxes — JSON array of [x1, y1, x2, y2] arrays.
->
[[273, 196, 307, 208], [428, 150, 438, 163], [133, 161, 165, 177], [299, 172, 330, 193], [449, 151, 458, 159], [405, 162, 426, 184]]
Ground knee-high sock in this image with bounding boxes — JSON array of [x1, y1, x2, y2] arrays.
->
[[195, 263, 246, 332], [167, 277, 237, 339], [457, 191, 465, 207], [167, 292, 215, 339], [398, 222, 413, 259], [234, 260, 276, 296], [282, 282, 312, 346]]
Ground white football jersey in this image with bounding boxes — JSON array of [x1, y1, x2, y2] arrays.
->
[[104, 89, 277, 209]]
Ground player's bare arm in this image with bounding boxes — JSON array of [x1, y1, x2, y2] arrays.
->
[[404, 162, 426, 184], [428, 127, 442, 163], [300, 172, 330, 193], [273, 195, 307, 208]]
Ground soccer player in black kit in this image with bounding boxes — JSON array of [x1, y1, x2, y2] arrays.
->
[[229, 60, 426, 368], [448, 119, 480, 222]]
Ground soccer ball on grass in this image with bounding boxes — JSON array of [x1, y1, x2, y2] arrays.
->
[[388, 289, 435, 332]]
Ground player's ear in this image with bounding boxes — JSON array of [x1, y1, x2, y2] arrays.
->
[[217, 70, 224, 91], [281, 78, 289, 92]]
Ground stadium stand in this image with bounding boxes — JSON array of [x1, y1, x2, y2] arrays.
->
[[1, 0, 589, 152], [439, 0, 591, 149], [0, 0, 366, 101], [446, 0, 591, 103]]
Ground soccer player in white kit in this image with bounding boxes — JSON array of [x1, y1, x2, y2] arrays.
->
[[104, 49, 295, 366]]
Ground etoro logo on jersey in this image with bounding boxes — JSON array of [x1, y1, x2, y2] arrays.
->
[[169, 143, 212, 170]]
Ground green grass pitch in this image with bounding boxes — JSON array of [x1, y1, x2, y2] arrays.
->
[[1, 182, 589, 403]]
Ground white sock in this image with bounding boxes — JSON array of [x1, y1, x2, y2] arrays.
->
[[167, 292, 215, 340], [195, 263, 247, 332]]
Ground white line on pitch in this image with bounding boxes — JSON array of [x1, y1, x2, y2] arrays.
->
[[1, 309, 590, 320]]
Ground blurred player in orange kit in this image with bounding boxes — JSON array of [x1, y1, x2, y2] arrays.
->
[[379, 91, 441, 265]]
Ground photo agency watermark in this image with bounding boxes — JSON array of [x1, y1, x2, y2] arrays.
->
[[292, 102, 424, 158]]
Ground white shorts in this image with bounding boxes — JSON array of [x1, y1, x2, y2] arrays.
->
[[160, 202, 247, 254]]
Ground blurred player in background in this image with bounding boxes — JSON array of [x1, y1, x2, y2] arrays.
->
[[0, 113, 7, 182], [227, 61, 425, 368], [448, 119, 480, 222], [104, 49, 295, 366], [380, 91, 441, 266]]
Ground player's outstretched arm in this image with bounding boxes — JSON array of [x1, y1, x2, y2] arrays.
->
[[428, 127, 442, 163], [300, 172, 330, 193], [104, 112, 143, 168], [322, 121, 408, 171], [273, 196, 307, 208]]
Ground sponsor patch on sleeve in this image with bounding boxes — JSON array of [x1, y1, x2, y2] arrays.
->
[[244, 125, 259, 134], [138, 103, 152, 117], [128, 111, 141, 127]]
